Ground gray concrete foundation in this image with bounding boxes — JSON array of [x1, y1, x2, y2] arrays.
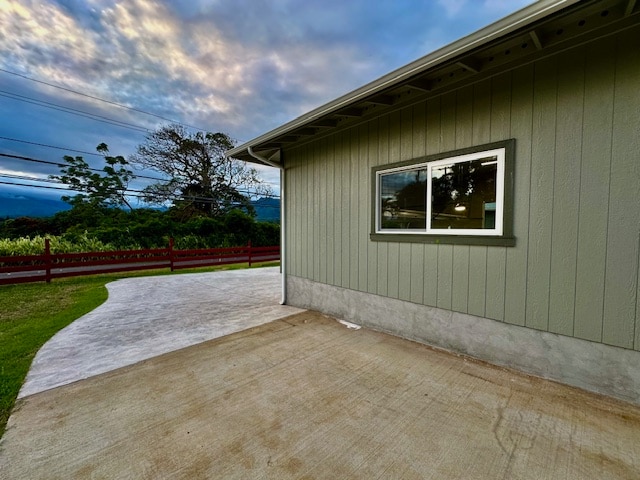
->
[[287, 275, 640, 405]]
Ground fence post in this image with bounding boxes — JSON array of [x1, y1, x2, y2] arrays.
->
[[169, 237, 174, 272], [248, 240, 252, 268], [44, 238, 52, 284]]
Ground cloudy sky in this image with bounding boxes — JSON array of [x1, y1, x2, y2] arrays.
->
[[0, 0, 532, 204]]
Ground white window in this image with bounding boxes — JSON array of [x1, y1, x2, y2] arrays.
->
[[375, 143, 510, 239]]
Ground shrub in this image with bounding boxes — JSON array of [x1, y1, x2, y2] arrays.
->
[[0, 235, 121, 256]]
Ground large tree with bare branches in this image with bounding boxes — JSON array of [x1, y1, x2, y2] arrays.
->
[[130, 124, 269, 217]]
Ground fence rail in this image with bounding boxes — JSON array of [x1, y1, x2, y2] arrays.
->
[[0, 239, 280, 285]]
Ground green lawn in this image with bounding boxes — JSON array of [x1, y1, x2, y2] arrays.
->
[[0, 262, 278, 439]]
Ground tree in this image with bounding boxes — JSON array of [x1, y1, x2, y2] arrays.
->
[[129, 124, 269, 217], [50, 143, 135, 210]]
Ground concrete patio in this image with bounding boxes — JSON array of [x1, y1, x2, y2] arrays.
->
[[1, 269, 640, 479], [18, 267, 303, 398]]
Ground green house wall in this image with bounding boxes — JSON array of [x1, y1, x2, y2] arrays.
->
[[283, 25, 640, 352]]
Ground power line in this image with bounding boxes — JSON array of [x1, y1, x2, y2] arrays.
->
[[0, 168, 280, 201], [0, 137, 280, 188], [0, 152, 281, 197], [0, 173, 151, 196], [0, 180, 160, 204], [0, 137, 272, 181], [0, 178, 169, 202], [0, 180, 281, 208], [0, 68, 208, 132], [0, 180, 73, 192], [0, 152, 168, 182], [0, 173, 63, 185], [0, 91, 151, 134], [0, 136, 105, 157], [0, 152, 65, 167], [1, 90, 152, 133]]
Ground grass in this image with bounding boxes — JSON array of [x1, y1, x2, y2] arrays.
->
[[0, 261, 279, 439]]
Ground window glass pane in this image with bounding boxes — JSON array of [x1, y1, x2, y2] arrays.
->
[[430, 156, 497, 230], [380, 168, 427, 229]]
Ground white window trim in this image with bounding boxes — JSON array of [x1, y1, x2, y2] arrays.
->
[[376, 147, 506, 236]]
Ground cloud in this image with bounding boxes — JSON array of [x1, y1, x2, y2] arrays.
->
[[0, 1, 101, 85], [0, 0, 532, 198], [437, 0, 467, 17], [2, 0, 524, 142], [483, 0, 533, 14], [0, 167, 44, 178], [0, 0, 535, 119]]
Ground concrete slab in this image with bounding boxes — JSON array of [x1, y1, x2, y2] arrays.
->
[[288, 275, 640, 405], [18, 267, 303, 398], [2, 311, 640, 479]]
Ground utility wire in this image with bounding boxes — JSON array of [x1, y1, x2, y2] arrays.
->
[[0, 169, 280, 201], [0, 152, 281, 197], [0, 137, 277, 186], [0, 173, 62, 185], [0, 152, 168, 182], [0, 91, 151, 134], [0, 180, 172, 205], [1, 90, 152, 132], [0, 173, 231, 201], [0, 179, 181, 203], [0, 136, 106, 157], [0, 173, 153, 196], [0, 68, 208, 132], [0, 180, 282, 208]]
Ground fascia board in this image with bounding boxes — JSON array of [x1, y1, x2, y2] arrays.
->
[[226, 0, 581, 160]]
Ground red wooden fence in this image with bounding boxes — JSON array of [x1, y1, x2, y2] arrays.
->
[[0, 239, 280, 285]]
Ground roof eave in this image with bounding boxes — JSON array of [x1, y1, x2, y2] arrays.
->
[[226, 0, 583, 163]]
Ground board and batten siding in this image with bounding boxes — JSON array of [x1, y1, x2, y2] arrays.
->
[[284, 26, 640, 352]]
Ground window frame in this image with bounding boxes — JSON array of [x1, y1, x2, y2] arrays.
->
[[371, 139, 515, 247]]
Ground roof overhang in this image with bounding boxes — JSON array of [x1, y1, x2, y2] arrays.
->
[[227, 0, 639, 165]]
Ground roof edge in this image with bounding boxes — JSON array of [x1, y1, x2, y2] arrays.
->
[[226, 0, 581, 160]]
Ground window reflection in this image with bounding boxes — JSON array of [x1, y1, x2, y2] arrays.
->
[[375, 142, 509, 238], [430, 156, 497, 230], [380, 168, 427, 229]]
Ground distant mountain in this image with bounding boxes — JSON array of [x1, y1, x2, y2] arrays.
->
[[0, 191, 71, 219], [252, 197, 280, 222], [0, 187, 280, 222]]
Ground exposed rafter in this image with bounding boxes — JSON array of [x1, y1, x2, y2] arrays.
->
[[625, 0, 637, 15], [308, 119, 339, 128], [278, 135, 300, 143], [293, 127, 317, 135], [529, 30, 543, 50], [365, 95, 395, 106], [335, 107, 364, 117], [456, 60, 480, 74], [227, 0, 634, 165], [405, 78, 432, 92]]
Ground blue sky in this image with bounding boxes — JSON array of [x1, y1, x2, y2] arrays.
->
[[0, 0, 532, 204]]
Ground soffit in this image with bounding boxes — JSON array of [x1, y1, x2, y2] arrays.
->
[[227, 0, 639, 164]]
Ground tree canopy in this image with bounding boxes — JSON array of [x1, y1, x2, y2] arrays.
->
[[50, 143, 135, 210], [130, 125, 269, 217]]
